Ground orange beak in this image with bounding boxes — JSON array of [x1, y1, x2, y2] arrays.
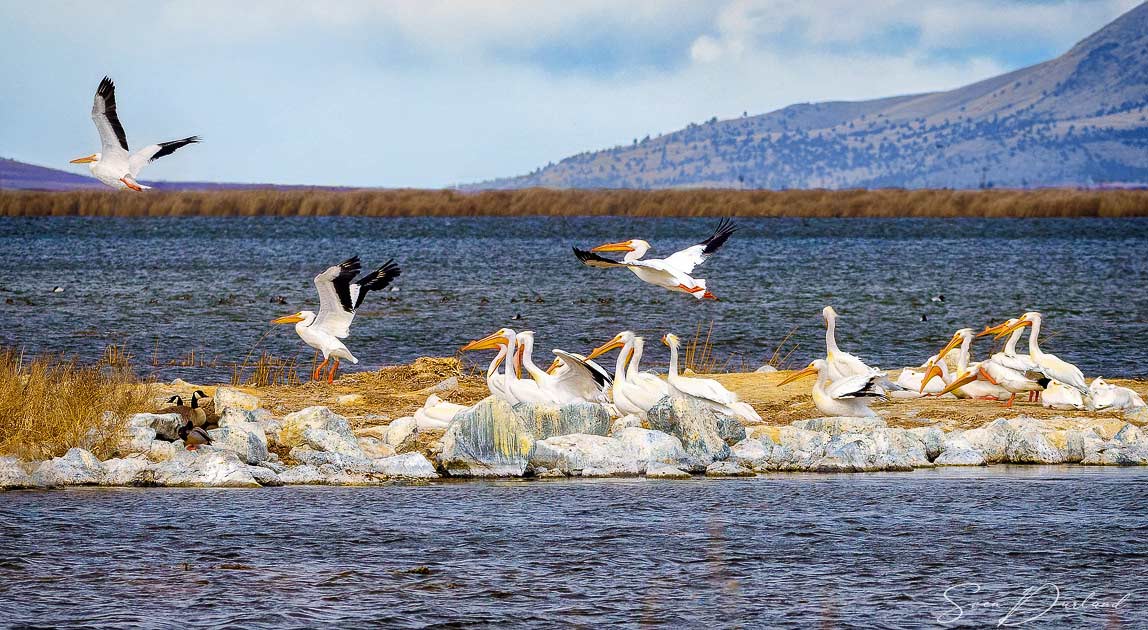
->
[[461, 330, 507, 352], [997, 319, 1031, 339], [938, 370, 978, 397], [936, 334, 963, 361], [623, 347, 635, 369], [70, 154, 97, 164], [778, 365, 818, 386], [977, 321, 1010, 338], [591, 240, 635, 253], [271, 313, 305, 324], [546, 358, 562, 374], [919, 361, 944, 392], [586, 335, 625, 361], [514, 345, 524, 379]]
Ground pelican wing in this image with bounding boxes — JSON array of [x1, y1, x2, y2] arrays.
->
[[313, 256, 362, 338], [129, 136, 201, 175], [663, 218, 737, 274], [92, 76, 129, 155], [673, 374, 738, 406], [827, 373, 886, 400], [573, 247, 630, 268]]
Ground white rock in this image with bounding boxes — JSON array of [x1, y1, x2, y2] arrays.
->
[[336, 394, 364, 406], [645, 396, 732, 471], [792, 417, 887, 436], [35, 448, 105, 486], [871, 428, 932, 467], [907, 427, 945, 461], [529, 434, 640, 477], [935, 449, 986, 466], [372, 452, 439, 479], [705, 460, 754, 477], [278, 464, 324, 484], [302, 427, 365, 458], [811, 433, 913, 472], [754, 365, 778, 373], [247, 465, 283, 486], [0, 456, 40, 489], [116, 424, 158, 456], [1006, 427, 1065, 464], [1062, 429, 1106, 463], [384, 417, 418, 447], [128, 413, 183, 441], [150, 450, 260, 487], [288, 446, 373, 471], [609, 414, 643, 435], [207, 415, 270, 465], [101, 457, 153, 486], [212, 387, 261, 413], [279, 406, 354, 448], [357, 436, 397, 459], [730, 438, 772, 467], [613, 427, 688, 473], [777, 426, 830, 453], [646, 461, 692, 479]]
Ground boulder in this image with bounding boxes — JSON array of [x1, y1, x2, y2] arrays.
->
[[810, 433, 914, 472], [513, 401, 612, 438], [383, 417, 418, 447], [870, 428, 931, 468], [959, 421, 1013, 464], [396, 428, 446, 459], [716, 415, 747, 445], [357, 436, 397, 460], [646, 462, 692, 479], [730, 438, 773, 469], [0, 456, 39, 489], [150, 450, 261, 487], [146, 439, 181, 462], [907, 427, 945, 461], [207, 415, 270, 465], [288, 446, 373, 471], [609, 414, 644, 436], [116, 424, 158, 456], [705, 460, 754, 477], [302, 427, 365, 458], [935, 449, 986, 466], [212, 387, 261, 413], [247, 465, 283, 487], [1006, 427, 1065, 464], [529, 434, 639, 477], [755, 365, 778, 373], [437, 398, 534, 477], [792, 417, 887, 436], [372, 453, 439, 479], [613, 427, 688, 473], [1061, 429, 1106, 463], [128, 413, 183, 441], [35, 448, 105, 486], [777, 426, 830, 453], [278, 464, 324, 485], [279, 407, 354, 448], [101, 457, 154, 486], [646, 396, 732, 472]]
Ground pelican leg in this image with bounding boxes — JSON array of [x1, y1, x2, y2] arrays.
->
[[702, 291, 719, 300], [327, 358, 340, 384], [1004, 393, 1015, 408], [676, 284, 704, 294], [978, 367, 997, 385], [313, 357, 329, 381]]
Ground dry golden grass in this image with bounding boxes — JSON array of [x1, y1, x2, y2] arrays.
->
[[0, 347, 155, 460], [2, 187, 1147, 217]]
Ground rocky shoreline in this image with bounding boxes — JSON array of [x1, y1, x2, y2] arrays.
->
[[3, 384, 1148, 490]]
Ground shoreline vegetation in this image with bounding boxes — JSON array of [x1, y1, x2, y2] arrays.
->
[[2, 187, 1147, 218]]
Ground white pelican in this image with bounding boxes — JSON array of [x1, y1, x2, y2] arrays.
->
[[661, 333, 762, 423], [70, 77, 199, 191], [922, 329, 1010, 400], [272, 256, 400, 382], [975, 319, 1049, 406], [413, 394, 468, 429], [572, 219, 737, 299], [461, 328, 541, 404], [999, 312, 1091, 401], [893, 353, 951, 397], [460, 333, 510, 401], [1090, 378, 1145, 412], [515, 331, 612, 404], [586, 331, 671, 417], [821, 306, 898, 387], [778, 359, 886, 418], [1042, 381, 1087, 410]]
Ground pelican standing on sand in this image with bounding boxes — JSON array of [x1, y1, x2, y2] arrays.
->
[[662, 333, 762, 423], [272, 256, 401, 383], [572, 219, 737, 299], [922, 328, 1010, 400], [70, 77, 199, 191], [999, 311, 1091, 401], [779, 359, 886, 418]]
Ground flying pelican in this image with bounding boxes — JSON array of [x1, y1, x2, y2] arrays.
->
[[272, 256, 400, 383], [515, 331, 612, 404], [70, 77, 199, 191], [921, 329, 1010, 400], [572, 219, 737, 299], [997, 311, 1091, 403], [587, 331, 671, 417], [662, 333, 762, 423], [778, 359, 886, 418]]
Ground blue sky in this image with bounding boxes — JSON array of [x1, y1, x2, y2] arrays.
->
[[0, 0, 1140, 187]]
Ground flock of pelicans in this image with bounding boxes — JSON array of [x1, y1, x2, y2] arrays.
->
[[68, 77, 1143, 420]]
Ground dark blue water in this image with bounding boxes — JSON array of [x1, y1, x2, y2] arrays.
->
[[1, 468, 1145, 628], [1, 217, 1146, 380]]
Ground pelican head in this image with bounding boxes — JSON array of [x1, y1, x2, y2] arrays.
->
[[272, 310, 314, 325], [461, 327, 514, 352], [919, 357, 945, 392], [938, 365, 980, 397], [978, 318, 1018, 339], [661, 332, 680, 348], [586, 330, 636, 361], [778, 359, 825, 386], [591, 239, 650, 259], [936, 328, 974, 361], [822, 305, 838, 323], [999, 311, 1041, 336], [70, 153, 101, 164]]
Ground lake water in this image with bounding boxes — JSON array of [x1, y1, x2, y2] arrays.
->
[[1, 216, 1146, 381], [1, 467, 1145, 628]]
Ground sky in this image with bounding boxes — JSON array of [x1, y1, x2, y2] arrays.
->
[[0, 0, 1141, 188]]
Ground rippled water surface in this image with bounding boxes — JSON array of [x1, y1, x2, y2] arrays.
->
[[2, 468, 1146, 628], [1, 216, 1147, 379]]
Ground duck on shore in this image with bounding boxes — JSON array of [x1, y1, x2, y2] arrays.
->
[[178, 419, 212, 450]]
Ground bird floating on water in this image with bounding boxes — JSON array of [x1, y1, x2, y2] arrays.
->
[[272, 256, 400, 383], [70, 77, 199, 191], [572, 219, 737, 300]]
